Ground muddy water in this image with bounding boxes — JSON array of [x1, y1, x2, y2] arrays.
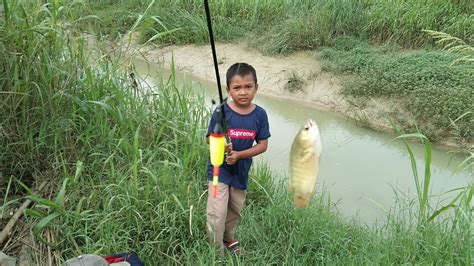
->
[[132, 58, 472, 226]]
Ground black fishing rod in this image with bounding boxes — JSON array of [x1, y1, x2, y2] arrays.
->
[[203, 0, 229, 139]]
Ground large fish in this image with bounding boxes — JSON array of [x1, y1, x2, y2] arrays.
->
[[288, 119, 322, 208]]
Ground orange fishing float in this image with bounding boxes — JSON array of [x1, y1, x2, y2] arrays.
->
[[209, 108, 226, 198]]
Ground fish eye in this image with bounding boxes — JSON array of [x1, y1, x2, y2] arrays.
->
[[304, 127, 309, 130]]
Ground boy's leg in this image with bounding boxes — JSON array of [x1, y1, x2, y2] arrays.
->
[[206, 181, 230, 253], [223, 186, 246, 242]]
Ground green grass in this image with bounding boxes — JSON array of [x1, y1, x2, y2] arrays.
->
[[363, 0, 473, 48], [72, 0, 473, 51], [321, 37, 473, 142], [1, 1, 472, 264]]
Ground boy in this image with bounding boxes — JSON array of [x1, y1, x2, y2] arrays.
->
[[206, 63, 270, 255]]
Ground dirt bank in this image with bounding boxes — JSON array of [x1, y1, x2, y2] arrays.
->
[[140, 43, 349, 111], [128, 41, 467, 150]]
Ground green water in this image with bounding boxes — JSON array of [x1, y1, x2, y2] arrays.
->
[[132, 57, 472, 225]]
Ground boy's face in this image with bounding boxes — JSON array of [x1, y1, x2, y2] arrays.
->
[[227, 74, 258, 108]]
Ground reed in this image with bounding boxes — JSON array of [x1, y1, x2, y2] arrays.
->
[[72, 0, 473, 51]]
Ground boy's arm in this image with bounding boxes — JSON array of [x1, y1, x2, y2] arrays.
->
[[225, 139, 268, 165]]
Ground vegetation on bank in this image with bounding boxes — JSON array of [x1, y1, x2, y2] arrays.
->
[[321, 37, 473, 142], [73, 0, 473, 51], [0, 1, 472, 264], [71, 0, 474, 144]]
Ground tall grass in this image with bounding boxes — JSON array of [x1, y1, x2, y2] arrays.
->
[[1, 1, 472, 264], [72, 0, 473, 52], [252, 0, 366, 53], [364, 0, 473, 48], [424, 29, 474, 64]]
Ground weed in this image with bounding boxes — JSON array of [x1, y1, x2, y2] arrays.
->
[[285, 71, 306, 93]]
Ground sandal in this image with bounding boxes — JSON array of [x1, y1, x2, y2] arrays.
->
[[223, 239, 240, 254]]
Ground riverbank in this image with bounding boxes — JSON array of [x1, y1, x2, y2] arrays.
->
[[133, 41, 471, 150], [71, 0, 473, 149]]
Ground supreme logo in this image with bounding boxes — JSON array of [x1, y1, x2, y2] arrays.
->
[[228, 128, 256, 139]]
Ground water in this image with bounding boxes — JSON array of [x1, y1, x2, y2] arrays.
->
[[132, 58, 472, 225]]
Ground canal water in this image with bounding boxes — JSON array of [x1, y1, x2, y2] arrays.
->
[[132, 57, 472, 226]]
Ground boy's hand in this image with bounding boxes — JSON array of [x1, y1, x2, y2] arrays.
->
[[225, 142, 233, 154], [225, 150, 240, 165]]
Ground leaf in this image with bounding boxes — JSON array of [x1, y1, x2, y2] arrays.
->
[[87, 100, 113, 112], [144, 28, 181, 44], [24, 208, 45, 219], [428, 189, 465, 222], [427, 205, 457, 222], [16, 178, 34, 195], [72, 15, 100, 24], [75, 197, 87, 217], [74, 161, 83, 182], [26, 195, 61, 211], [421, 137, 432, 212], [129, 0, 156, 33], [2, 0, 9, 27], [172, 194, 185, 212], [33, 212, 61, 246], [54, 178, 69, 206]]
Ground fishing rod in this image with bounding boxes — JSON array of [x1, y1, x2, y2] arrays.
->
[[204, 0, 228, 198], [203, 0, 225, 113]]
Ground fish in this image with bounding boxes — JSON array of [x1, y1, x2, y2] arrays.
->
[[288, 119, 322, 208]]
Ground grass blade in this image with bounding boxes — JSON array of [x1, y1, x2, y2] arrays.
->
[[33, 212, 61, 246], [428, 189, 465, 222], [54, 178, 68, 206]]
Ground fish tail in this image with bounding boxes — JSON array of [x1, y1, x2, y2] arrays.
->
[[293, 195, 310, 208]]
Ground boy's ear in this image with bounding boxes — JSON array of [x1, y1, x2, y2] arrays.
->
[[255, 84, 259, 90]]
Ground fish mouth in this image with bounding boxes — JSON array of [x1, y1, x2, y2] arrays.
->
[[304, 119, 315, 130]]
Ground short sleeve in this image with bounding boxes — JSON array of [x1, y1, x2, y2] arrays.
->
[[256, 108, 270, 142], [206, 109, 218, 137]]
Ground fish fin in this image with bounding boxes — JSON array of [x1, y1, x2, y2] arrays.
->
[[293, 195, 310, 208]]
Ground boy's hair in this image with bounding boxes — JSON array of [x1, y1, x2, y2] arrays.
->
[[226, 63, 257, 87]]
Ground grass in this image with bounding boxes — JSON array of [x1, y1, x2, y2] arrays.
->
[[71, 0, 473, 51], [424, 29, 474, 64], [285, 72, 306, 93], [321, 37, 473, 142], [1, 1, 472, 265]]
